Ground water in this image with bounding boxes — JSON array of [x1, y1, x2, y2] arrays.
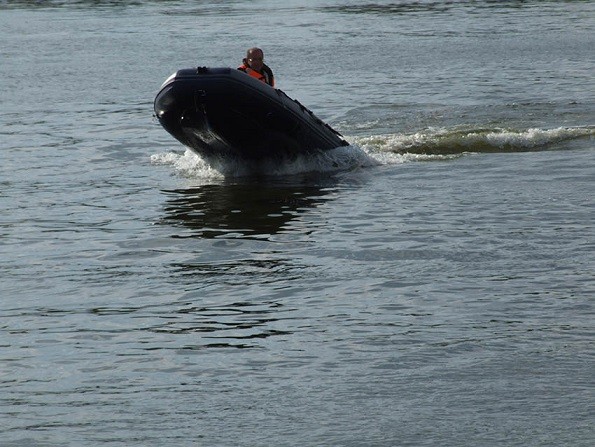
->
[[1, 1, 594, 446]]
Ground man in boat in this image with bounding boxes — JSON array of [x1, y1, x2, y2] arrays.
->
[[238, 47, 275, 87]]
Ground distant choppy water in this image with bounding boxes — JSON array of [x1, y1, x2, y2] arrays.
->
[[1, 1, 594, 446]]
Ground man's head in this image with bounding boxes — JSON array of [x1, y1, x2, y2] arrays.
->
[[245, 47, 264, 71]]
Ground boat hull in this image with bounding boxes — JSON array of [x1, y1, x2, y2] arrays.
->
[[154, 67, 349, 160]]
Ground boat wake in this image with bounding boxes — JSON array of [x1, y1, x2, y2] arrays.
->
[[354, 125, 594, 156], [150, 145, 380, 180], [151, 125, 593, 179]]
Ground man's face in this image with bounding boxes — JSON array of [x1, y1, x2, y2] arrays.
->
[[247, 50, 264, 71]]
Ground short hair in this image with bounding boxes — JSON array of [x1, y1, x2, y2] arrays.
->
[[246, 47, 263, 57]]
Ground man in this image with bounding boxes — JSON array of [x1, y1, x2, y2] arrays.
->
[[237, 47, 275, 87]]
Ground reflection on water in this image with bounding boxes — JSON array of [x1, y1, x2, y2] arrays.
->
[[159, 182, 333, 239], [153, 182, 335, 347], [148, 300, 293, 350], [170, 257, 299, 285]]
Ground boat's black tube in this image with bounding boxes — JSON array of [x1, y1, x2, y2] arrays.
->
[[154, 67, 348, 159]]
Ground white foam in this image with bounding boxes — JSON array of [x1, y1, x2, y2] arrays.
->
[[483, 126, 594, 149], [151, 145, 382, 179], [151, 149, 226, 180], [352, 125, 595, 155], [151, 126, 594, 178]]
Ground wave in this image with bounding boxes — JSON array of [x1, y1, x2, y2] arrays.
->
[[151, 126, 593, 179], [0, 0, 150, 9], [321, 1, 586, 16], [150, 145, 382, 180], [353, 126, 595, 156]]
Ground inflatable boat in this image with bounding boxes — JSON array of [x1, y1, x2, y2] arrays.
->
[[154, 67, 349, 160]]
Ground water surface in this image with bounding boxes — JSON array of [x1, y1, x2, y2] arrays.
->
[[1, 1, 593, 446]]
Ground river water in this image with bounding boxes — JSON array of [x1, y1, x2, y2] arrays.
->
[[1, 1, 593, 446]]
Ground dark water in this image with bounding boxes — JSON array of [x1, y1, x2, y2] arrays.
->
[[1, 1, 594, 446]]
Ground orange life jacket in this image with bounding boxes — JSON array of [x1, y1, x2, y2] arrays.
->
[[238, 64, 275, 87]]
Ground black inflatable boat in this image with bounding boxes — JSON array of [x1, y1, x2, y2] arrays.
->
[[154, 67, 349, 160]]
